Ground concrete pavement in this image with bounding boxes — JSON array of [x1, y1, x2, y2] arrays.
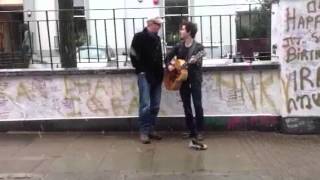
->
[[0, 131, 319, 180]]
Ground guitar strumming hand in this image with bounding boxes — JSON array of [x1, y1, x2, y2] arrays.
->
[[168, 59, 176, 71], [168, 50, 206, 72]]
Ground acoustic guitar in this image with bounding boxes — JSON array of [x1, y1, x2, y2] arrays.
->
[[164, 50, 206, 91]]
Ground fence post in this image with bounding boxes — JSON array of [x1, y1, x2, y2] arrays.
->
[[209, 16, 213, 59], [94, 19, 100, 62], [27, 21, 34, 63], [84, 19, 90, 63], [37, 21, 43, 63], [219, 15, 223, 58], [113, 9, 119, 68], [46, 11, 53, 69], [229, 15, 233, 58], [123, 19, 128, 65], [104, 19, 109, 62]]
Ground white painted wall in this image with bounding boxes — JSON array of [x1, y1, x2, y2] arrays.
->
[[86, 0, 259, 54], [0, 0, 22, 5], [23, 0, 260, 58], [87, 0, 161, 54], [24, 0, 58, 58]]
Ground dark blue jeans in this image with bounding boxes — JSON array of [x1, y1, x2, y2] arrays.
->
[[179, 78, 204, 137], [137, 73, 162, 135]]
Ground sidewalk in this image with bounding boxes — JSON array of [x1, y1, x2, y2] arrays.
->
[[0, 131, 319, 180]]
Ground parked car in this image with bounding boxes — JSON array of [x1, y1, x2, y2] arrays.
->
[[76, 45, 116, 63]]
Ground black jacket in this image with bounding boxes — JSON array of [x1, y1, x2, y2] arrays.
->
[[165, 41, 204, 83], [130, 28, 164, 84]]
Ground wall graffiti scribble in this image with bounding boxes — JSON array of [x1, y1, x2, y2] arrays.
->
[[0, 70, 280, 121], [276, 0, 320, 116]]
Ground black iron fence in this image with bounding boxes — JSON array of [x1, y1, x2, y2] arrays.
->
[[0, 3, 271, 70]]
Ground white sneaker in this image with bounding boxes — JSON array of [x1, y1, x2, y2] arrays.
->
[[188, 139, 208, 150]]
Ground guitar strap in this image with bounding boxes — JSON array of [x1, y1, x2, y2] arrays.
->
[[186, 41, 197, 62]]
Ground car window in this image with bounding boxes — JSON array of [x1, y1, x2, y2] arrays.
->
[[79, 48, 106, 59]]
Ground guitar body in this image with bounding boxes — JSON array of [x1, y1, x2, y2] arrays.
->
[[164, 59, 188, 91], [164, 50, 206, 91]]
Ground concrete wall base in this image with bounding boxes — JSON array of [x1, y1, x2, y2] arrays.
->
[[0, 116, 281, 132], [281, 117, 320, 134]]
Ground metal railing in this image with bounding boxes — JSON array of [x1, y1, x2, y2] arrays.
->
[[0, 3, 271, 70]]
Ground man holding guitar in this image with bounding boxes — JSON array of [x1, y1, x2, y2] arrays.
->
[[165, 21, 207, 150]]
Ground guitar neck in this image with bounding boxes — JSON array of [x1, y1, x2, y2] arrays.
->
[[187, 50, 206, 64]]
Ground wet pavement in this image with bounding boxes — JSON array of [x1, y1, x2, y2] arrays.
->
[[0, 131, 319, 180]]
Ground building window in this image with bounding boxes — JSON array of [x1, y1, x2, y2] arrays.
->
[[74, 9, 88, 47], [73, 0, 87, 47], [165, 0, 188, 46]]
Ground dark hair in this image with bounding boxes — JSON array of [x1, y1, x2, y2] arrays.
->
[[180, 21, 198, 38]]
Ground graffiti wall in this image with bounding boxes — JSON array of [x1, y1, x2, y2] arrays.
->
[[0, 70, 280, 121], [275, 0, 320, 116]]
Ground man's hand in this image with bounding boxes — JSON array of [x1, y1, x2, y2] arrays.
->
[[168, 64, 175, 72], [189, 56, 196, 64], [168, 59, 176, 71]]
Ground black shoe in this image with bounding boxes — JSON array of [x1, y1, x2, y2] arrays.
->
[[140, 134, 151, 144], [182, 132, 194, 139], [196, 133, 204, 141], [149, 132, 162, 140], [182, 132, 204, 141], [189, 139, 208, 150]]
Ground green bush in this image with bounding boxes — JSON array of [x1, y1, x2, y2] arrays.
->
[[236, 2, 271, 39]]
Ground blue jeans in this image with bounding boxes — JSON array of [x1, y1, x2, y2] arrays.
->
[[137, 73, 162, 135]]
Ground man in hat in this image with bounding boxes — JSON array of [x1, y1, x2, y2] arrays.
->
[[130, 17, 164, 144]]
